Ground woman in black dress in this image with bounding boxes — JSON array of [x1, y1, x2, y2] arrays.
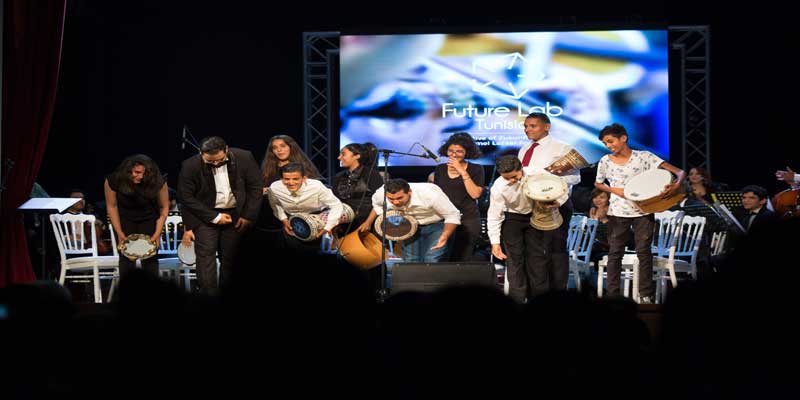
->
[[433, 132, 484, 261], [104, 154, 169, 278]]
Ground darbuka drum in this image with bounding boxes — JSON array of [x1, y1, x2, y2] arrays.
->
[[625, 169, 686, 213], [177, 241, 196, 266], [547, 148, 589, 174], [118, 234, 157, 261], [338, 230, 386, 270], [289, 204, 355, 242], [523, 174, 568, 231], [374, 210, 418, 241]]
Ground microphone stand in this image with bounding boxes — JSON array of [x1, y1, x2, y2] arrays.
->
[[376, 149, 436, 302]]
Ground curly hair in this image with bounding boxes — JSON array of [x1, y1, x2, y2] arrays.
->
[[109, 154, 164, 200], [437, 132, 482, 159], [261, 135, 322, 185]]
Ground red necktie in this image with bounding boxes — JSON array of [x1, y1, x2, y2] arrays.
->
[[521, 142, 539, 167]]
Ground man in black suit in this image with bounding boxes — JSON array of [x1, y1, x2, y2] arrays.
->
[[733, 185, 777, 233], [178, 136, 263, 294]]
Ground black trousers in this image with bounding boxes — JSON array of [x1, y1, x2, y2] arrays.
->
[[449, 213, 481, 262], [501, 212, 536, 303], [194, 208, 243, 294], [527, 199, 573, 297], [118, 217, 159, 278], [606, 214, 655, 297]]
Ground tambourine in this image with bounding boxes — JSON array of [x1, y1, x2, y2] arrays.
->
[[118, 233, 158, 261], [374, 210, 418, 241], [177, 241, 196, 266]]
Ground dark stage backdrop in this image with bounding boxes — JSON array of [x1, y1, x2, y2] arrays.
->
[[38, 1, 799, 205]]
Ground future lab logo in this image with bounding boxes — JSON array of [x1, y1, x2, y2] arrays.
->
[[441, 52, 564, 121]]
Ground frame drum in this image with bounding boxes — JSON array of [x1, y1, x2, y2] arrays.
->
[[625, 169, 686, 213]]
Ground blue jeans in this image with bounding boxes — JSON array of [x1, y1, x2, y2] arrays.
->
[[401, 222, 450, 263]]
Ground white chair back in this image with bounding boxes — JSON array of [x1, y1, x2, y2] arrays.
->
[[574, 218, 599, 264], [566, 215, 586, 254], [653, 211, 684, 256], [160, 215, 184, 254], [50, 213, 99, 258], [675, 215, 706, 265]]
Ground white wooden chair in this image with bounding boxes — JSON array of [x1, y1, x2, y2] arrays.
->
[[50, 213, 119, 303]]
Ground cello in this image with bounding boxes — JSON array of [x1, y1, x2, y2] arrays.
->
[[772, 188, 800, 218]]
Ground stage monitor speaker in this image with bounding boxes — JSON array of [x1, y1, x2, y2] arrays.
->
[[390, 262, 497, 295]]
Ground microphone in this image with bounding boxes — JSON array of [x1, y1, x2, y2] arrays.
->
[[419, 144, 440, 163], [181, 125, 187, 150]]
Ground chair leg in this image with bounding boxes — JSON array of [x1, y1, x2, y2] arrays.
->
[[93, 266, 102, 303], [59, 263, 67, 285], [597, 266, 604, 298]]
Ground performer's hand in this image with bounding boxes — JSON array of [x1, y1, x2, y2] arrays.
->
[[262, 186, 269, 195], [610, 187, 625, 198], [181, 230, 195, 246], [660, 183, 680, 199], [430, 236, 449, 251], [117, 231, 127, 243], [447, 159, 467, 176], [235, 217, 252, 232], [149, 234, 161, 247], [776, 167, 795, 184], [216, 213, 233, 225], [545, 165, 568, 176], [316, 229, 332, 239], [282, 220, 295, 237], [491, 244, 507, 260], [541, 201, 560, 210], [357, 222, 371, 233]]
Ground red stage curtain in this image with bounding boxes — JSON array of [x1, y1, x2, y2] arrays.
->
[[0, 0, 67, 286]]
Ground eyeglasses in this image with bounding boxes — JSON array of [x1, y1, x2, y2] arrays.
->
[[202, 153, 229, 166], [447, 150, 466, 155]]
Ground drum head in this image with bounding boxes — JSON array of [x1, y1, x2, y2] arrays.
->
[[524, 174, 568, 201], [374, 211, 418, 241], [289, 213, 323, 242], [118, 234, 157, 260], [626, 169, 672, 201], [177, 242, 196, 266]]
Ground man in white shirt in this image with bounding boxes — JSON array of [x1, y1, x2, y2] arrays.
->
[[178, 136, 263, 294], [517, 112, 579, 296], [359, 179, 461, 263], [268, 162, 344, 250], [487, 156, 535, 303]]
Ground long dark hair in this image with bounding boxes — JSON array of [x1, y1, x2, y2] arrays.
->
[[110, 154, 164, 200], [261, 135, 321, 184]]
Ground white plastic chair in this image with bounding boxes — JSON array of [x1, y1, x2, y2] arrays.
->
[[50, 213, 119, 303], [158, 215, 185, 285], [652, 215, 706, 303], [569, 217, 599, 292], [598, 212, 685, 302]]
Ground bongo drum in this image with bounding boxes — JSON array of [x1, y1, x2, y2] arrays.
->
[[289, 204, 355, 242], [625, 169, 686, 213], [118, 234, 158, 261], [374, 210, 418, 241], [338, 230, 385, 270]]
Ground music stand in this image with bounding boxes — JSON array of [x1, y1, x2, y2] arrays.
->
[[18, 197, 82, 280], [681, 202, 729, 233], [714, 191, 743, 210]]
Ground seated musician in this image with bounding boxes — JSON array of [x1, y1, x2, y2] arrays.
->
[[732, 185, 778, 233], [268, 162, 344, 251], [359, 178, 461, 263]]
